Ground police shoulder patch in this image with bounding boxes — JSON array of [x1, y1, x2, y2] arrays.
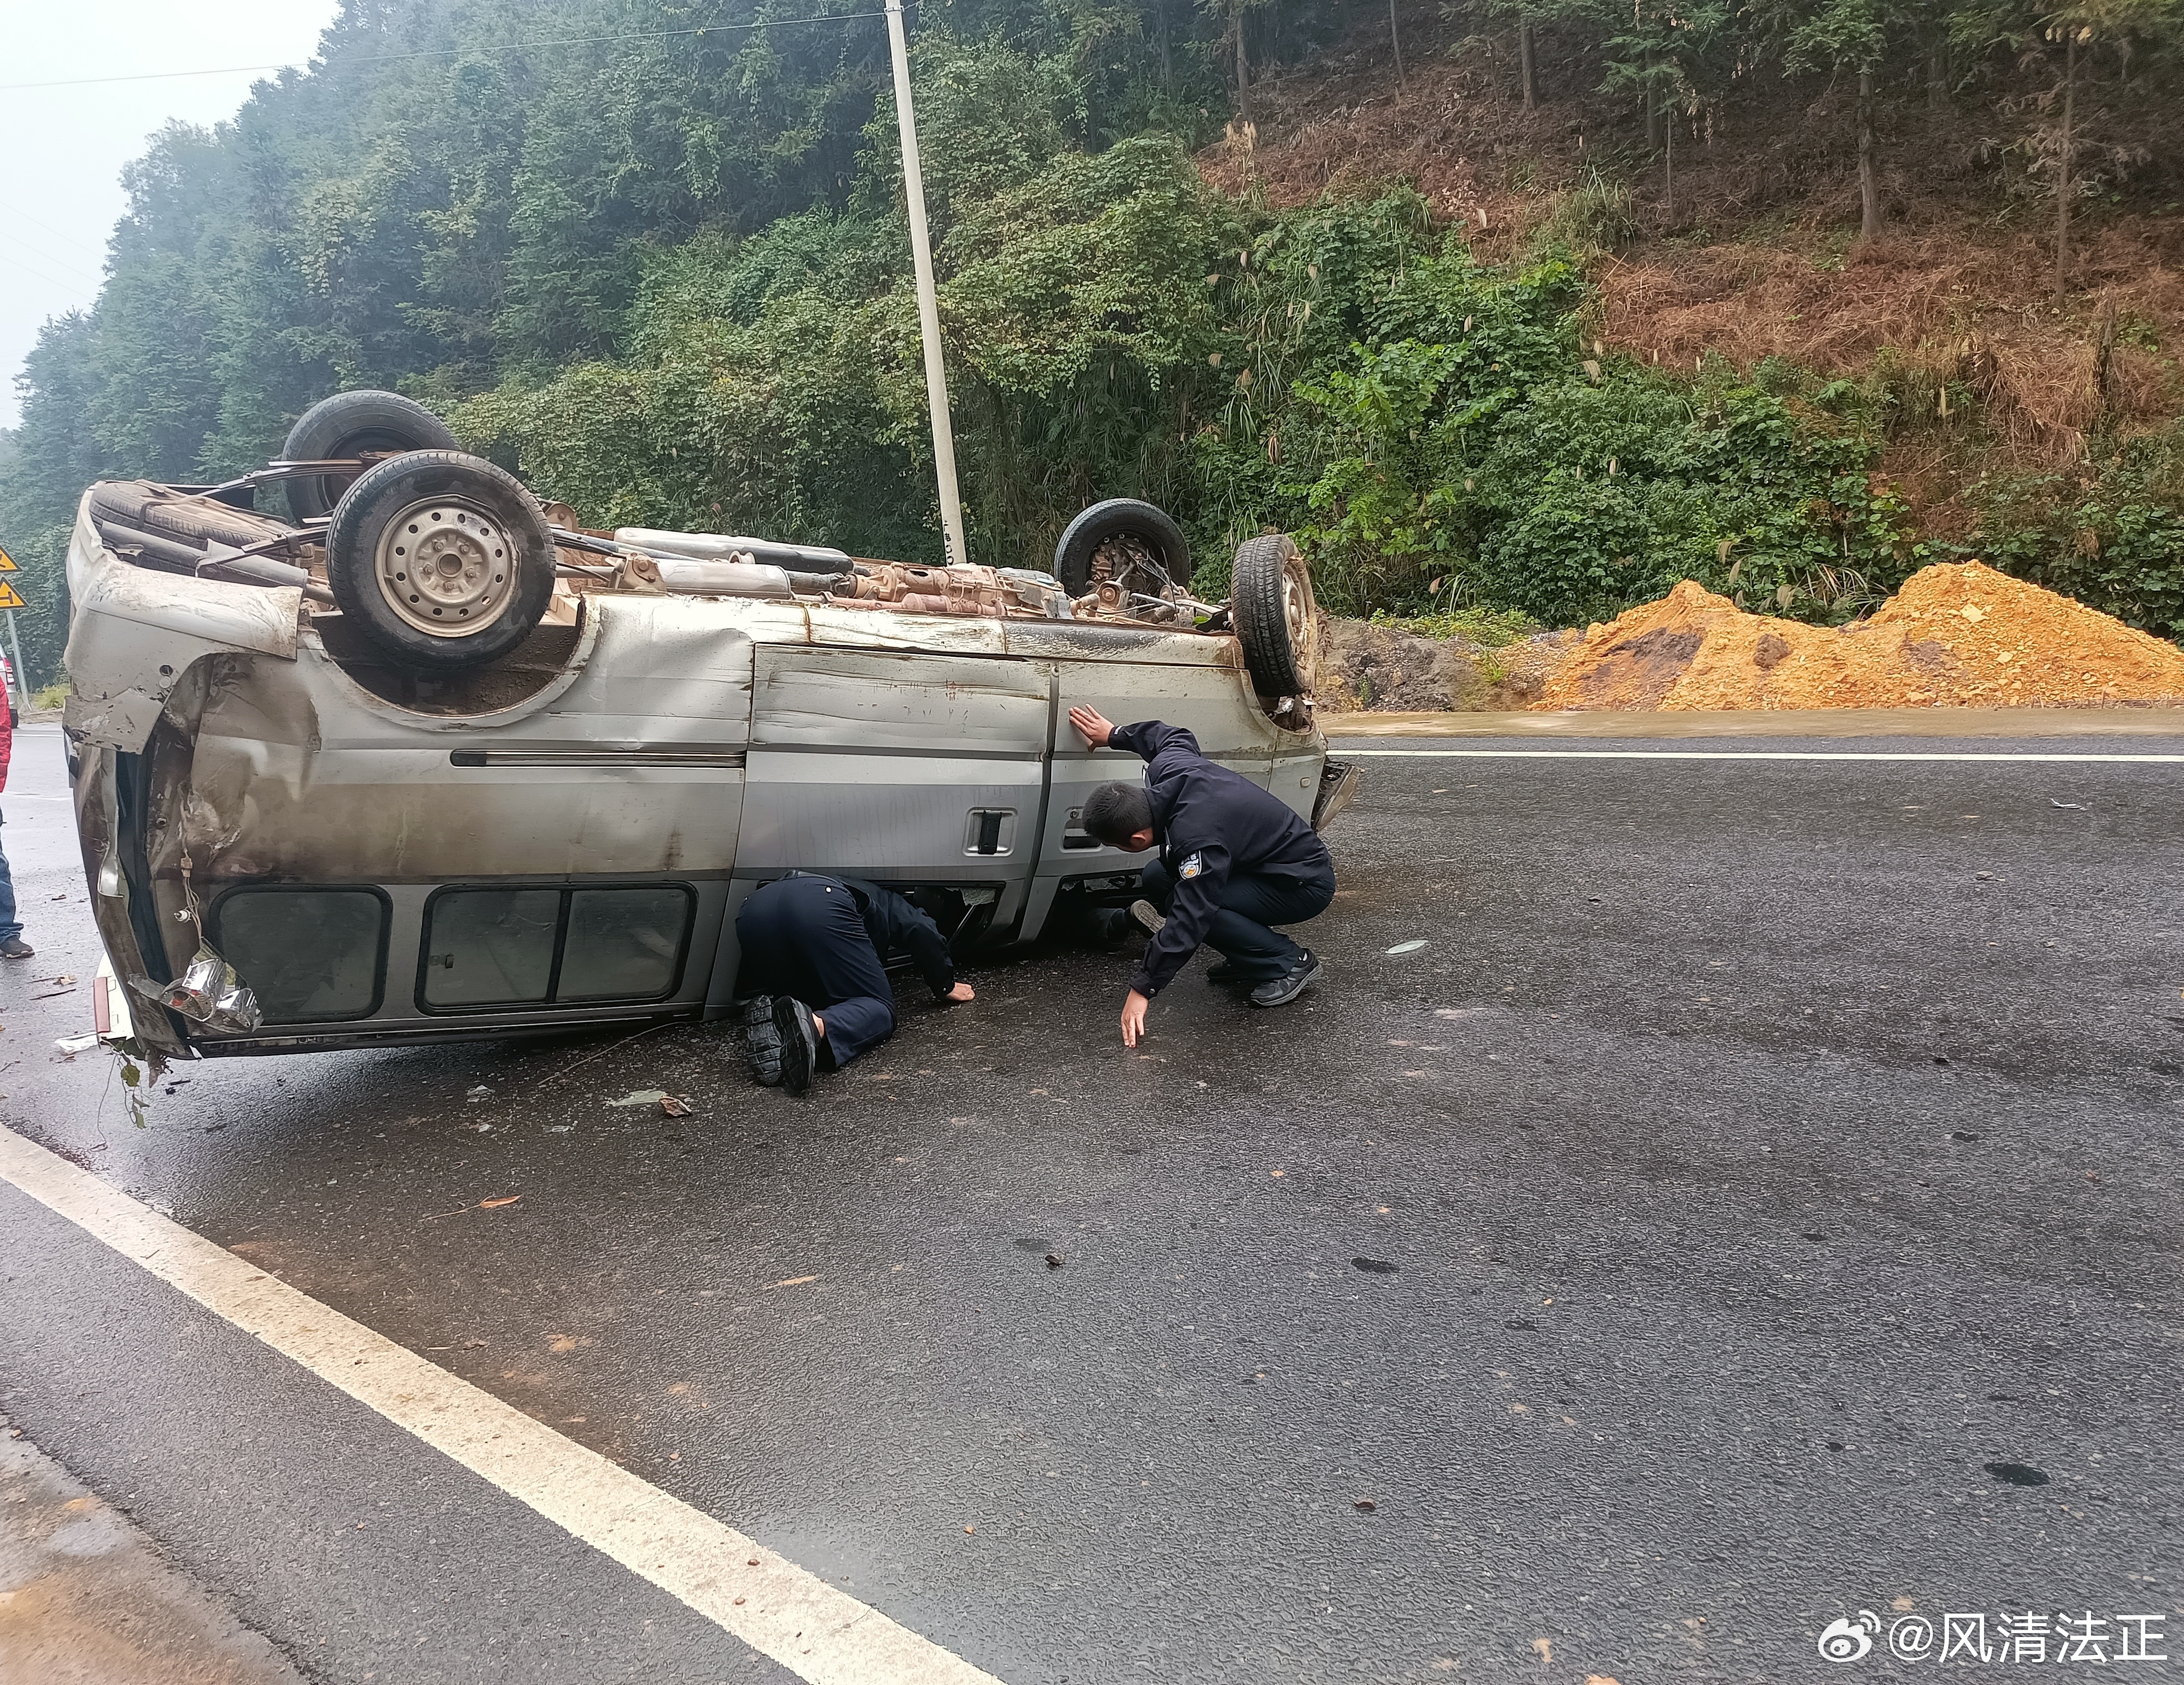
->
[[1178, 852, 1204, 879]]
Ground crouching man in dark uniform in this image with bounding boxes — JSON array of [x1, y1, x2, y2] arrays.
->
[[736, 874, 975, 1093], [1069, 705, 1335, 1047]]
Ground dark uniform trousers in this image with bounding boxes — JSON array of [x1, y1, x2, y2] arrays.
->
[[1137, 854, 1336, 982], [734, 876, 897, 1067]]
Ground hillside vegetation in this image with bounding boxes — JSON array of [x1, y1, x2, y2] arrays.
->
[[2, 0, 2181, 685]]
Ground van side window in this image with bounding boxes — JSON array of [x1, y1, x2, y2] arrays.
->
[[215, 889, 389, 1023], [421, 884, 694, 1011], [561, 887, 691, 1001], [423, 889, 559, 1007]]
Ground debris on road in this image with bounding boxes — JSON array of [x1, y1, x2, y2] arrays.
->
[[1353, 1498, 1376, 1512], [424, 1195, 521, 1220], [53, 1034, 99, 1054], [607, 1089, 671, 1108], [769, 1275, 819, 1289], [465, 1085, 494, 1103], [1045, 1253, 1063, 1268], [1533, 561, 2184, 710], [658, 1095, 695, 1118], [1385, 940, 1428, 955]]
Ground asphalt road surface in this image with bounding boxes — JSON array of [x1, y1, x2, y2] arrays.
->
[[2, 720, 2180, 1683]]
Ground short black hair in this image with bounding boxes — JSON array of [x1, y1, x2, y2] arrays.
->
[[1081, 781, 1153, 847]]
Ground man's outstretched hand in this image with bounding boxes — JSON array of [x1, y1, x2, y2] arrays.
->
[[945, 982, 976, 1003], [1069, 705, 1116, 749], [1119, 989, 1149, 1047]]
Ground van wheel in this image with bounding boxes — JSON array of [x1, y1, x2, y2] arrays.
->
[[282, 390, 459, 522], [325, 452, 555, 673], [1054, 499, 1189, 598], [1231, 533, 1318, 701]]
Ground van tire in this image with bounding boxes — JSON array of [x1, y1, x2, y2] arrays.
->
[[324, 451, 555, 673], [1054, 499, 1189, 598], [282, 390, 459, 523], [1231, 533, 1317, 701]]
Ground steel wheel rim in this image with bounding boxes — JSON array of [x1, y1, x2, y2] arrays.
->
[[1281, 553, 1317, 689], [374, 496, 516, 637]]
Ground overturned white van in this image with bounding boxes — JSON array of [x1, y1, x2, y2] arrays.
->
[[64, 391, 1354, 1059]]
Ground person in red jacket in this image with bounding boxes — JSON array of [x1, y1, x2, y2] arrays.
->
[[0, 688, 27, 959]]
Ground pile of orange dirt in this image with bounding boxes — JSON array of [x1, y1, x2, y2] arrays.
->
[[1531, 561, 2184, 711]]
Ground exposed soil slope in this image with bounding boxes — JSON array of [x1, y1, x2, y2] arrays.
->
[[1533, 561, 2184, 711], [1197, 19, 2184, 510]]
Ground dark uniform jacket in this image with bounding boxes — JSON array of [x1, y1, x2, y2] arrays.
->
[[834, 877, 957, 999], [1109, 721, 1333, 998]]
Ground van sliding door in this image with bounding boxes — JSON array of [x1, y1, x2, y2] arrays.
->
[[739, 646, 1051, 935]]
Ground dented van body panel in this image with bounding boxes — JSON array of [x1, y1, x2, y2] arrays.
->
[[64, 492, 1331, 1058]]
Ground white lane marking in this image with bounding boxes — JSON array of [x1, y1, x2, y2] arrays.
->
[[0, 1125, 1003, 1685], [1341, 749, 2184, 763]]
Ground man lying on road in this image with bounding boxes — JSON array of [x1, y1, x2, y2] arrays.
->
[[1070, 705, 1335, 1046], [736, 874, 975, 1094]]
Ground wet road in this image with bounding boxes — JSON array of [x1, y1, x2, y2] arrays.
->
[[3, 721, 2182, 1683]]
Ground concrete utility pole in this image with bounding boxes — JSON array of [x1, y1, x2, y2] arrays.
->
[[883, 0, 968, 567], [6, 612, 24, 712]]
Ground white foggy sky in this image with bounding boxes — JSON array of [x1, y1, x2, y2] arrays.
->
[[0, 0, 344, 428]]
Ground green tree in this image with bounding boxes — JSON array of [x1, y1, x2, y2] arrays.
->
[[1785, 0, 1897, 243]]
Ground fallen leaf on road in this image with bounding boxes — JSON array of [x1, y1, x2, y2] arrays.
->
[[607, 1088, 670, 1107], [769, 1275, 818, 1288], [964, 1525, 976, 1534], [1269, 1169, 1284, 1178], [1385, 940, 1428, 955], [1353, 1498, 1376, 1512], [479, 1195, 521, 1209], [658, 1095, 694, 1117], [1045, 1254, 1062, 1269], [1532, 1638, 1554, 1666]]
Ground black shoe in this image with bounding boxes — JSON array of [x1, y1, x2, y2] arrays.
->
[[740, 995, 783, 1086], [0, 937, 30, 960], [1249, 951, 1323, 1008], [772, 996, 819, 1095], [1086, 907, 1131, 949]]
